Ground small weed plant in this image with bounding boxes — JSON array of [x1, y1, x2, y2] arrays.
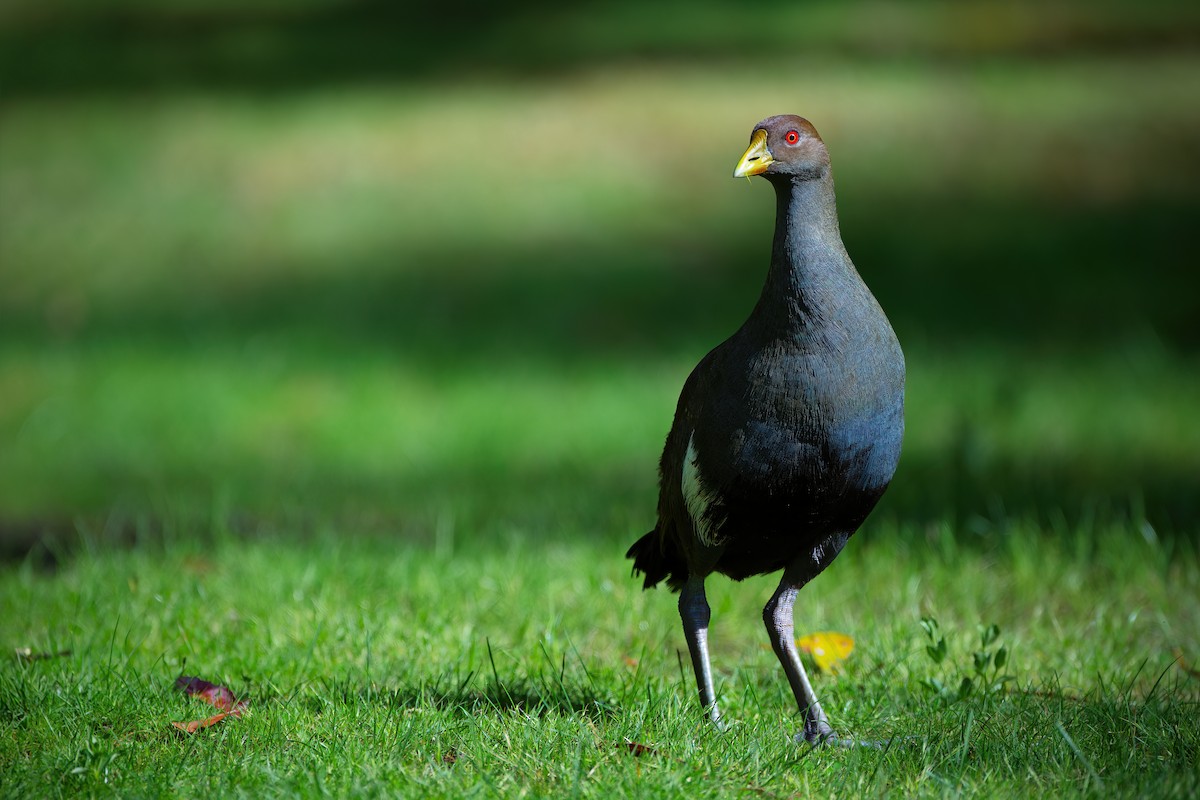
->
[[919, 617, 1014, 704]]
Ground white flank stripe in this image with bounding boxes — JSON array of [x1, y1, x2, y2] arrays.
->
[[682, 432, 723, 547]]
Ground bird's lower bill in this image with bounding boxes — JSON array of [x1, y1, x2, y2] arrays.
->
[[733, 129, 774, 178]]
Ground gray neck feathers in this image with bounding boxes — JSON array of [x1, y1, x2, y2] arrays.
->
[[753, 171, 857, 328]]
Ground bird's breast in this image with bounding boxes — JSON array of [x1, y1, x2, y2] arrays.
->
[[702, 340, 904, 499]]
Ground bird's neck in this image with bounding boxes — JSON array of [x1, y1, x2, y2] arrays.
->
[[753, 171, 853, 327]]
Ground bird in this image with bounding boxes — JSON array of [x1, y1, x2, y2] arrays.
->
[[626, 115, 905, 745]]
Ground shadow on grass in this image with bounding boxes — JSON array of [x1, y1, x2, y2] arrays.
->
[[376, 679, 617, 722], [289, 663, 618, 722], [4, 195, 1198, 360], [3, 437, 1196, 572]]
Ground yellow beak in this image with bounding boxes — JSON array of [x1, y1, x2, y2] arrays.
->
[[733, 129, 773, 178]]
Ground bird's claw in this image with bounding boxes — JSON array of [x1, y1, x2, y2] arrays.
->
[[795, 730, 866, 748], [795, 717, 868, 748], [795, 726, 905, 749]]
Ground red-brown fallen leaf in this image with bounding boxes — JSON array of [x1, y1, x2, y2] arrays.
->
[[623, 739, 657, 756], [172, 712, 233, 734], [175, 676, 249, 714], [172, 675, 248, 733]]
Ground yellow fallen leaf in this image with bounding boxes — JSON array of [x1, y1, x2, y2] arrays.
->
[[796, 631, 855, 673]]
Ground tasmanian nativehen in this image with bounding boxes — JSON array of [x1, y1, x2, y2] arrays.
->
[[627, 115, 905, 744]]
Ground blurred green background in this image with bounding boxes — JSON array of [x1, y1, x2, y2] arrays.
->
[[2, 0, 1199, 556]]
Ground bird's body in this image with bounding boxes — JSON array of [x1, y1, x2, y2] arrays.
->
[[627, 115, 904, 744]]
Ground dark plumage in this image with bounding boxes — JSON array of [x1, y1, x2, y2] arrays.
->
[[626, 115, 904, 744]]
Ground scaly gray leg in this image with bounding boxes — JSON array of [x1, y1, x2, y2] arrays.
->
[[679, 574, 722, 726], [762, 577, 837, 744], [765, 575, 894, 749]]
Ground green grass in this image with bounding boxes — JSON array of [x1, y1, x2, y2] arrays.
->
[[2, 3, 1200, 795], [2, 523, 1197, 797]]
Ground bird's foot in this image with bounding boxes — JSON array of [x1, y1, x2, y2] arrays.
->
[[795, 723, 913, 749], [796, 731, 884, 749], [795, 718, 885, 749]]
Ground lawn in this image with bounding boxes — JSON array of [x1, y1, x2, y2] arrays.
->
[[2, 2, 1199, 797]]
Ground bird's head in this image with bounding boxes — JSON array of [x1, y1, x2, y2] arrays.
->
[[733, 115, 830, 182]]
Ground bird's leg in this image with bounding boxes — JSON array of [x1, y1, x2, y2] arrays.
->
[[762, 577, 836, 745], [679, 574, 723, 727]]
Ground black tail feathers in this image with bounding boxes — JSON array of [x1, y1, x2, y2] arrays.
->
[[625, 527, 687, 592]]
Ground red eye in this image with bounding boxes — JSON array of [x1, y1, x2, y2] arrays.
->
[[785, 130, 800, 144]]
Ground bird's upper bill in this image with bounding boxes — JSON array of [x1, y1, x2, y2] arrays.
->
[[733, 129, 773, 178]]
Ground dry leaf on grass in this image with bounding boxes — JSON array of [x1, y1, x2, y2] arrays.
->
[[172, 711, 237, 734], [172, 675, 249, 734], [623, 739, 657, 756]]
